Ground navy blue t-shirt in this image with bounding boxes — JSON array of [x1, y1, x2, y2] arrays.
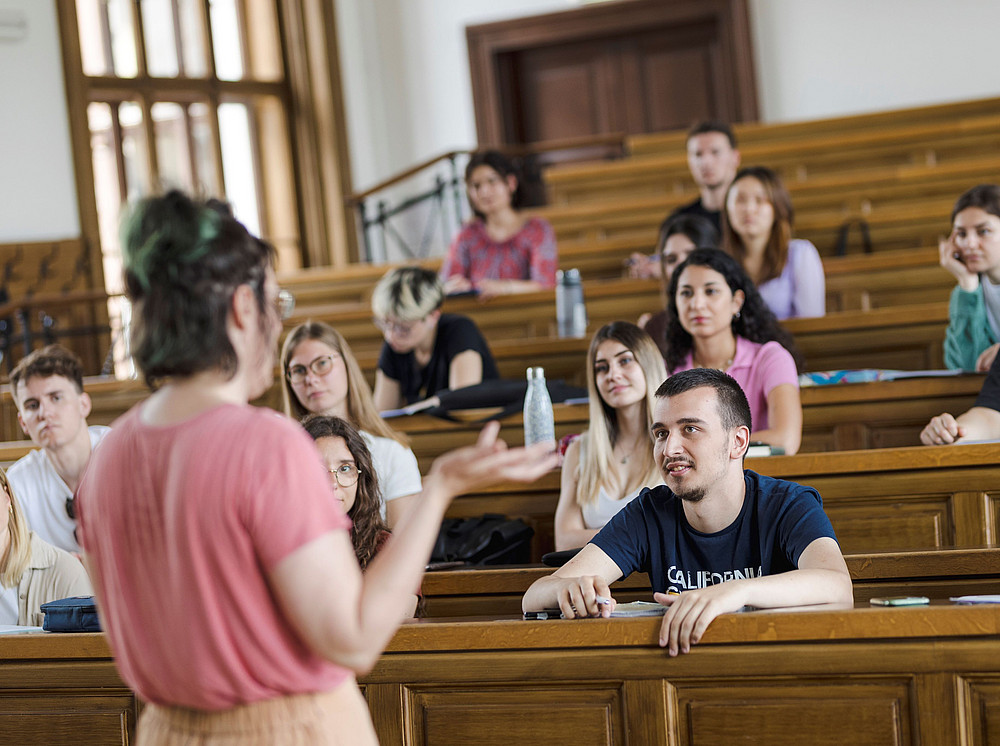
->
[[591, 470, 838, 594]]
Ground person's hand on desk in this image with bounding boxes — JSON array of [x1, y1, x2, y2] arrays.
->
[[653, 581, 749, 656], [977, 343, 1000, 373], [921, 413, 964, 445], [547, 576, 617, 620]]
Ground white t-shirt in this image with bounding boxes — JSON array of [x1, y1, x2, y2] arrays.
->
[[361, 431, 422, 519], [581, 485, 645, 530], [8, 425, 111, 554], [0, 583, 18, 625]]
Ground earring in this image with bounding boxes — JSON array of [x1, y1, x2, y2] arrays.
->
[[733, 310, 741, 320]]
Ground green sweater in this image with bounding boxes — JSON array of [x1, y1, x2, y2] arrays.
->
[[945, 284, 996, 370]]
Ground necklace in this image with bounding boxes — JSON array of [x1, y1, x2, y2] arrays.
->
[[616, 435, 645, 465], [693, 343, 736, 372]]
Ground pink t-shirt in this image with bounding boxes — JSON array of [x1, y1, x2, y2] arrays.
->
[[77, 403, 352, 711], [674, 337, 799, 430]]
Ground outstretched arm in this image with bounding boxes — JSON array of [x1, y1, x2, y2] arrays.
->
[[272, 422, 559, 673], [653, 537, 852, 656]]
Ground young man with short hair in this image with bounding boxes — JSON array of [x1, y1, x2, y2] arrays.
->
[[630, 121, 741, 277], [8, 345, 109, 553], [522, 368, 852, 656]]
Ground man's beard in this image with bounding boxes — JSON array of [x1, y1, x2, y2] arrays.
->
[[674, 485, 707, 503]]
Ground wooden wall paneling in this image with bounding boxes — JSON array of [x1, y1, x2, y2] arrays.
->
[[467, 0, 757, 148], [961, 676, 1000, 746]]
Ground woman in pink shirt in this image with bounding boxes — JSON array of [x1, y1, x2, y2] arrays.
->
[[665, 248, 804, 454], [75, 191, 557, 745]]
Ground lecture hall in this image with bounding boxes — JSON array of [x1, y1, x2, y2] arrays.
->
[[2, 1, 1000, 744]]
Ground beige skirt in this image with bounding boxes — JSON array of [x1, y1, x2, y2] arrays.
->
[[137, 679, 378, 746]]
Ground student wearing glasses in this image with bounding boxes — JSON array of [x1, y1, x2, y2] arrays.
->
[[281, 321, 422, 527], [301, 415, 419, 617], [371, 266, 499, 413]]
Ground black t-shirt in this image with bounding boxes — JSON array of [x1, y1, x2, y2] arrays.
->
[[975, 353, 1000, 411], [670, 198, 722, 233], [378, 313, 500, 404]]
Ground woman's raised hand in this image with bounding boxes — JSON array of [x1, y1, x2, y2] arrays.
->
[[939, 233, 979, 291]]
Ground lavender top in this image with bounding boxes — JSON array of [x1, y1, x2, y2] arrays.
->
[[758, 239, 826, 320]]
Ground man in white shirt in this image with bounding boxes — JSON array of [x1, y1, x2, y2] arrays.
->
[[7, 345, 109, 553]]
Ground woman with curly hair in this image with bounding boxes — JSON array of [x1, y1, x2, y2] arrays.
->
[[302, 415, 418, 617], [723, 166, 825, 319], [666, 248, 803, 454]]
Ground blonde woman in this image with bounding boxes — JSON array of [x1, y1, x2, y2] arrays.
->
[[0, 466, 91, 627], [281, 321, 422, 528], [554, 322, 667, 551]]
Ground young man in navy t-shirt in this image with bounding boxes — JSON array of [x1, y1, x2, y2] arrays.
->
[[522, 368, 853, 656]]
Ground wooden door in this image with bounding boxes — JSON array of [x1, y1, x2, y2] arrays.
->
[[468, 0, 757, 148]]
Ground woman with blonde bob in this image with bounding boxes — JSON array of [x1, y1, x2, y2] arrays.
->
[[281, 321, 422, 528], [554, 322, 666, 551], [0, 466, 91, 626]]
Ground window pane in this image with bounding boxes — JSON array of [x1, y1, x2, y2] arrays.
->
[[88, 102, 125, 294], [76, 0, 110, 76], [107, 0, 138, 78], [119, 102, 151, 199], [189, 102, 221, 196], [210, 0, 244, 81], [243, 0, 283, 81], [152, 102, 193, 191], [219, 102, 261, 236], [178, 0, 209, 77], [141, 0, 179, 77]]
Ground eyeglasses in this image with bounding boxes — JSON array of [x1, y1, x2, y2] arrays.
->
[[286, 354, 340, 383], [374, 317, 420, 336], [327, 462, 361, 488], [275, 289, 295, 320]]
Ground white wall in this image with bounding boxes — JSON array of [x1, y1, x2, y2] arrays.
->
[[4, 0, 1000, 242], [338, 0, 1000, 191], [750, 0, 1000, 123], [0, 1, 79, 241]]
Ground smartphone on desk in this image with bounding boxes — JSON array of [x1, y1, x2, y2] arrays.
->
[[869, 596, 929, 606]]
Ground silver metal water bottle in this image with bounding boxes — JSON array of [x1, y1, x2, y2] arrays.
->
[[523, 367, 555, 447], [556, 268, 587, 338]]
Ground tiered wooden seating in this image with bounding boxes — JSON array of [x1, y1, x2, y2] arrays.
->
[[538, 98, 1000, 260], [419, 547, 1000, 617], [396, 374, 984, 472], [446, 442, 1000, 561]]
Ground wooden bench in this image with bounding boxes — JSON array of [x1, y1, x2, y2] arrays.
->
[[397, 374, 984, 472], [419, 547, 1000, 617], [446, 442, 1000, 562]]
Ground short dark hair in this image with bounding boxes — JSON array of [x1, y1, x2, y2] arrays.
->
[[464, 150, 521, 217], [687, 121, 738, 149], [120, 190, 274, 388], [951, 184, 1000, 223], [10, 344, 85, 400], [655, 368, 752, 432], [656, 213, 720, 254]]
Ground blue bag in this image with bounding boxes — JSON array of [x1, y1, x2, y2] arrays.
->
[[40, 596, 101, 632]]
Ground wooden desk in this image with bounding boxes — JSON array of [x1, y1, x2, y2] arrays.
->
[[419, 547, 1000, 618], [5, 601, 1000, 745], [399, 374, 985, 471], [362, 602, 1000, 744], [448, 442, 1000, 561]]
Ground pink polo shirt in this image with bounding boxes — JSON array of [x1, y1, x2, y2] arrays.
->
[[674, 337, 799, 430], [77, 403, 352, 711]]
